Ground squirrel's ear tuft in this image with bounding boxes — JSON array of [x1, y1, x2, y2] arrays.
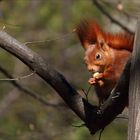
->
[[75, 20, 104, 49]]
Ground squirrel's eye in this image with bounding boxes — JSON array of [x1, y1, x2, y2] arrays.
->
[[95, 53, 102, 60]]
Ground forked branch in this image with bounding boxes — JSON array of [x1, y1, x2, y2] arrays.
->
[[0, 30, 130, 134]]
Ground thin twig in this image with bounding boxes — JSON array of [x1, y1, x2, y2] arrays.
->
[[81, 85, 92, 101], [99, 129, 104, 140], [100, 0, 137, 20], [71, 123, 85, 128], [0, 70, 35, 81], [116, 116, 128, 120], [92, 0, 134, 34], [24, 30, 74, 46], [0, 65, 66, 108]]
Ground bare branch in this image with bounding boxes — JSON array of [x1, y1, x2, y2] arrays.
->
[[101, 0, 137, 20], [0, 70, 35, 81], [0, 30, 130, 134], [0, 65, 65, 108], [24, 30, 74, 46], [92, 0, 134, 34]]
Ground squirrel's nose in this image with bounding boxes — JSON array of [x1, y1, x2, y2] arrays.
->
[[87, 65, 93, 71]]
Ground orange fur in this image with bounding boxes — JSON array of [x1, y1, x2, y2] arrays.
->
[[76, 20, 134, 51], [76, 20, 134, 105], [105, 33, 134, 52], [76, 20, 105, 49]]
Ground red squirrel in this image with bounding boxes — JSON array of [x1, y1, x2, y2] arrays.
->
[[76, 20, 134, 105]]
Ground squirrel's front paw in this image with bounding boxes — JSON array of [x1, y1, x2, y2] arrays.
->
[[88, 72, 104, 86], [88, 77, 96, 85]]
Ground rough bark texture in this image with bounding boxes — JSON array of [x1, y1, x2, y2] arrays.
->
[[128, 20, 140, 140], [0, 30, 130, 134]]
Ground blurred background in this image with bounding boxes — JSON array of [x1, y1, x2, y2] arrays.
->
[[0, 0, 138, 140]]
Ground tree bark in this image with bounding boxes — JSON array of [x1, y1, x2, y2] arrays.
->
[[0, 30, 131, 134], [128, 19, 140, 140]]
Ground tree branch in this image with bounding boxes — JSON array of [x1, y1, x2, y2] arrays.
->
[[128, 19, 140, 140], [92, 0, 134, 35], [101, 0, 137, 21], [0, 30, 130, 134], [0, 65, 65, 108]]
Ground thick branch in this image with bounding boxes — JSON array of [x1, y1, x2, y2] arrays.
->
[[0, 30, 130, 134], [0, 31, 92, 122], [128, 19, 140, 140]]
